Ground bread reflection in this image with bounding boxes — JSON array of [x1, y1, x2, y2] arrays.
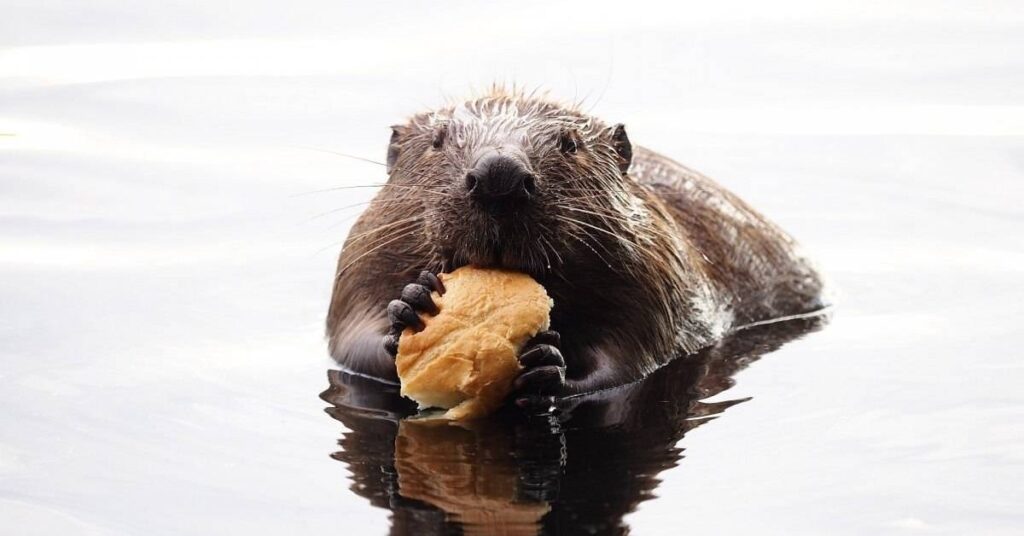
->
[[395, 419, 550, 535], [322, 315, 825, 535]]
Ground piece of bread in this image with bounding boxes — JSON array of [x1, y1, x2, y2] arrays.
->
[[396, 266, 552, 420]]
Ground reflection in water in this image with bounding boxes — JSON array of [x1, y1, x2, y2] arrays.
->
[[321, 316, 826, 535]]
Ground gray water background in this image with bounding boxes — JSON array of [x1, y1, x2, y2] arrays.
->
[[1, 1, 1022, 534]]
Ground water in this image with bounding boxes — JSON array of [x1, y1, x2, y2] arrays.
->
[[2, 1, 1023, 534], [323, 318, 826, 535]]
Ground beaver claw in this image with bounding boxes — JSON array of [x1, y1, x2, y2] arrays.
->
[[383, 271, 444, 357], [512, 330, 566, 408]]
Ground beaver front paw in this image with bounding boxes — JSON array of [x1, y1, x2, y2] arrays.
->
[[383, 271, 445, 357], [512, 330, 566, 408]]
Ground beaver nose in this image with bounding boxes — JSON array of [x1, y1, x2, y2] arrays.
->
[[464, 154, 537, 204]]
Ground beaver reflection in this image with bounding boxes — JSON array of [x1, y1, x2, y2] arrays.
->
[[321, 316, 825, 535]]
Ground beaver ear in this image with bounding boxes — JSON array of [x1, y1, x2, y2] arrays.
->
[[386, 125, 402, 174], [611, 124, 632, 174]]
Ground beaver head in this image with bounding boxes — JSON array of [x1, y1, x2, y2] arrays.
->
[[382, 89, 640, 276]]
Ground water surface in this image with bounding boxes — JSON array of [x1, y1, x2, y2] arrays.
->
[[322, 318, 825, 535], [2, 2, 1023, 534]]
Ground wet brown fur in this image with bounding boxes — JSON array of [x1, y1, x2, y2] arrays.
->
[[326, 87, 824, 392]]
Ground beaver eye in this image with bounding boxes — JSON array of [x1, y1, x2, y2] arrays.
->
[[431, 125, 447, 150], [559, 130, 579, 154]]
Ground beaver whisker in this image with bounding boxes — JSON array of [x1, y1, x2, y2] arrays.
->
[[537, 225, 565, 267], [300, 147, 450, 185], [554, 189, 629, 197], [379, 183, 450, 197], [314, 191, 436, 223], [308, 200, 375, 221], [294, 182, 447, 197], [298, 147, 390, 168], [560, 225, 616, 271], [521, 221, 554, 274], [555, 215, 662, 280], [553, 188, 633, 195], [341, 216, 423, 246], [292, 183, 391, 196], [560, 207, 659, 244], [555, 214, 643, 254], [561, 205, 676, 244], [561, 205, 636, 225], [336, 225, 422, 276], [536, 237, 553, 270], [556, 217, 619, 261], [313, 190, 434, 220], [315, 217, 419, 256], [337, 228, 422, 264], [318, 192, 444, 229]]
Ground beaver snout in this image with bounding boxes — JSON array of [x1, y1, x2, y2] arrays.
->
[[464, 152, 537, 207]]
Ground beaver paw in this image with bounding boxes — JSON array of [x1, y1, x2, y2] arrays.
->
[[512, 330, 566, 409], [383, 271, 445, 357]]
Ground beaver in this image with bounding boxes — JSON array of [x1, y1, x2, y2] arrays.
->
[[326, 87, 824, 403]]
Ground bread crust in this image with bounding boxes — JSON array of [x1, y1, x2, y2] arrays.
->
[[396, 266, 552, 419]]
